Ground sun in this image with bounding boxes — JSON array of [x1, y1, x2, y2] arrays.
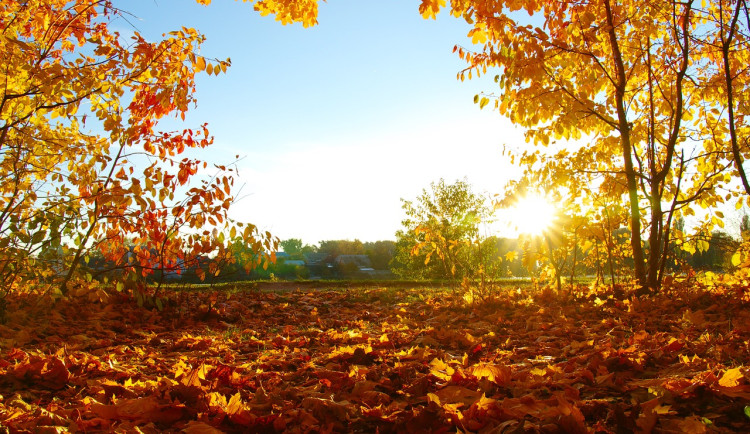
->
[[507, 194, 557, 236]]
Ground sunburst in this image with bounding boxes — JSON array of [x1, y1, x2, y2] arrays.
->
[[508, 194, 557, 236]]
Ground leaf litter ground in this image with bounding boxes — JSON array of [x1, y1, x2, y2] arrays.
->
[[1, 284, 750, 433]]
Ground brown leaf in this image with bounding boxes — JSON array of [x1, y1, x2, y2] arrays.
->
[[115, 396, 160, 419], [182, 421, 224, 434], [435, 385, 482, 407], [12, 356, 70, 390], [301, 397, 349, 423]]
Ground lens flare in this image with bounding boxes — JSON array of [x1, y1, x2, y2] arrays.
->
[[509, 194, 556, 236]]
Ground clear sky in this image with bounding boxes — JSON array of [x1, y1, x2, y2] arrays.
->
[[119, 0, 524, 245]]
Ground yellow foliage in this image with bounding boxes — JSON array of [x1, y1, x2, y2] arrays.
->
[[0, 0, 277, 295]]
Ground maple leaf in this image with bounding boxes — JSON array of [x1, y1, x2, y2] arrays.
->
[[469, 362, 511, 385], [301, 397, 349, 424], [11, 356, 70, 390], [428, 357, 455, 381]]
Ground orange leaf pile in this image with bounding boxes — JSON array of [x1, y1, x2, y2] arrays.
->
[[1, 284, 749, 432]]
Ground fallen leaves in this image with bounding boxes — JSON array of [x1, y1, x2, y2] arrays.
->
[[719, 366, 745, 388], [1, 284, 749, 432]]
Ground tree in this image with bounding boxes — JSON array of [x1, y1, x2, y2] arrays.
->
[[317, 240, 365, 258], [364, 240, 396, 270], [433, 0, 750, 292], [280, 239, 304, 256], [0, 0, 294, 297], [701, 0, 750, 196], [280, 238, 316, 258], [392, 179, 490, 280], [689, 230, 739, 270]]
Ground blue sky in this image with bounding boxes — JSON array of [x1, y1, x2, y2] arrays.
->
[[120, 0, 524, 245]]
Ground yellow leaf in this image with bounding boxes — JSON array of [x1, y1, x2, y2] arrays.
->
[[530, 367, 546, 376], [470, 363, 510, 384], [732, 252, 742, 267], [226, 392, 243, 415], [429, 358, 455, 380], [426, 393, 441, 405], [435, 385, 482, 406], [718, 367, 744, 387], [419, 0, 446, 19], [470, 29, 488, 44]]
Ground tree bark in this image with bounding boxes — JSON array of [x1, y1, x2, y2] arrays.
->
[[604, 0, 647, 289], [721, 0, 750, 194]]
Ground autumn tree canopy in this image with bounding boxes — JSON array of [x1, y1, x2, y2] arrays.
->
[[428, 0, 750, 291], [0, 0, 313, 297]]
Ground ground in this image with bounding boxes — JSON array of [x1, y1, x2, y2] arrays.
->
[[1, 283, 749, 433]]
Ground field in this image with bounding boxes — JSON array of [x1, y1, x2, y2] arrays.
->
[[1, 283, 750, 433]]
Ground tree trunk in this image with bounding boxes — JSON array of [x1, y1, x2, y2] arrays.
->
[[604, 0, 648, 289], [646, 186, 663, 291], [721, 0, 750, 195]]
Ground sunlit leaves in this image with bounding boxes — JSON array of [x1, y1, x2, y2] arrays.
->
[[419, 0, 446, 20], [470, 362, 511, 384], [474, 94, 490, 109], [718, 367, 744, 387], [192, 0, 321, 27], [434, 0, 750, 290], [0, 0, 273, 296]]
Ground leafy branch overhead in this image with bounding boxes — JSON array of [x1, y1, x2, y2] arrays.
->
[[0, 0, 278, 297]]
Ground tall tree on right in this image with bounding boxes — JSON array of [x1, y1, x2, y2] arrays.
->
[[431, 0, 750, 292]]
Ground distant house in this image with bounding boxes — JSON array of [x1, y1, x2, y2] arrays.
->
[[275, 252, 290, 261], [303, 252, 328, 265], [334, 255, 372, 267], [334, 255, 375, 277], [302, 252, 330, 278]]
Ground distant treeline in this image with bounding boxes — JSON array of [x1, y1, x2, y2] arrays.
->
[[172, 230, 740, 284]]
